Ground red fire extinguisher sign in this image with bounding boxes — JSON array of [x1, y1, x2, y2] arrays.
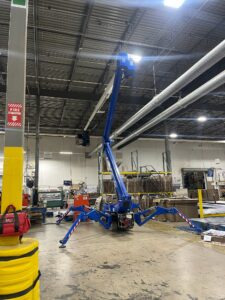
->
[[7, 103, 23, 128]]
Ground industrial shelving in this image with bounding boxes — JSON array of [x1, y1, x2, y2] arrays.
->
[[99, 171, 173, 196], [100, 171, 172, 175]]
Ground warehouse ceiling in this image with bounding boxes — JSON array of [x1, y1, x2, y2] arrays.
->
[[0, 0, 225, 146]]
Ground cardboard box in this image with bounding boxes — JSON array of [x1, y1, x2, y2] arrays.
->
[[164, 198, 198, 222]]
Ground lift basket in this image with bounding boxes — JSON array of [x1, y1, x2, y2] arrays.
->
[[0, 205, 30, 237]]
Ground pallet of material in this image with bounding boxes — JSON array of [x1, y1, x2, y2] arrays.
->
[[201, 229, 225, 244], [155, 198, 198, 222], [202, 203, 225, 215], [189, 189, 219, 203]]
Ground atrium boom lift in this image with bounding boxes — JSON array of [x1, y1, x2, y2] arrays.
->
[[57, 53, 201, 248]]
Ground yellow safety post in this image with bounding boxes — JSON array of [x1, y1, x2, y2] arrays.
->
[[1, 148, 23, 213], [198, 189, 204, 219], [0, 148, 24, 245]]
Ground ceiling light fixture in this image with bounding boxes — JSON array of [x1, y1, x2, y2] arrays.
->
[[59, 151, 73, 155], [97, 110, 105, 114], [129, 54, 142, 63], [164, 0, 185, 8], [169, 133, 178, 138], [197, 116, 207, 123]]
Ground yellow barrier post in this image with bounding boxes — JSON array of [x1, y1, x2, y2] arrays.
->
[[198, 189, 204, 219], [1, 148, 24, 246]]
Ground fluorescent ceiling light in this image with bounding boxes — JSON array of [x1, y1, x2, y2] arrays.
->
[[59, 151, 73, 155], [197, 116, 207, 123], [164, 0, 185, 8], [169, 133, 178, 138], [129, 54, 142, 63], [97, 110, 105, 114]]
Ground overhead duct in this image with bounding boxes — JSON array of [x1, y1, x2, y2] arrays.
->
[[113, 70, 225, 149], [89, 40, 225, 156], [84, 75, 115, 131]]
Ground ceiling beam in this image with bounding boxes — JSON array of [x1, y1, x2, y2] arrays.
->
[[0, 63, 6, 86], [191, 103, 225, 112], [66, 3, 94, 92], [0, 21, 186, 53], [160, 5, 225, 93], [147, 0, 211, 92], [57, 2, 94, 133], [33, 0, 40, 96], [0, 85, 149, 106]]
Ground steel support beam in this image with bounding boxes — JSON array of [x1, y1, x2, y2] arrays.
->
[[66, 3, 94, 92], [32, 0, 40, 204], [0, 62, 6, 86], [1, 0, 29, 245], [0, 86, 151, 106], [57, 3, 94, 132], [191, 103, 225, 112], [0, 21, 186, 54], [148, 0, 211, 90], [164, 123, 172, 173], [33, 0, 40, 95], [33, 95, 40, 206]]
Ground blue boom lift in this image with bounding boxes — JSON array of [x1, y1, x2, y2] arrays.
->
[[57, 53, 201, 248]]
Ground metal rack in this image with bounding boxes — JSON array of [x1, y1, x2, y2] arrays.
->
[[99, 171, 173, 196], [98, 145, 173, 196], [100, 171, 172, 175]]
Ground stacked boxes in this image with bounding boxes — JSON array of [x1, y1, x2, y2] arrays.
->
[[103, 175, 172, 194], [189, 189, 219, 203], [156, 198, 198, 222]]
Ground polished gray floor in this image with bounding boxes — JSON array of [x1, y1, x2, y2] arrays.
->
[[28, 219, 225, 300]]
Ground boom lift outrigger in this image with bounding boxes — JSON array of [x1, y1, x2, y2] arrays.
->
[[57, 53, 201, 248]]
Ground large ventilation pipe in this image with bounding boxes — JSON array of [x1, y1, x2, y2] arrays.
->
[[89, 40, 225, 156], [84, 75, 115, 131], [113, 70, 225, 149]]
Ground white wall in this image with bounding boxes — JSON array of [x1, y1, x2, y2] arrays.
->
[[120, 139, 225, 185], [0, 135, 100, 190], [0, 134, 225, 189]]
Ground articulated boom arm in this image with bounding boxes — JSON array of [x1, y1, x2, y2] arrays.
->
[[57, 52, 201, 248], [57, 204, 201, 247], [103, 53, 135, 213]]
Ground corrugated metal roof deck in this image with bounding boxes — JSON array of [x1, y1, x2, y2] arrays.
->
[[0, 0, 224, 140]]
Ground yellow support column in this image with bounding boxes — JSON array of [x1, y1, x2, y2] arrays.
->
[[0, 147, 24, 246], [0, 1, 41, 298], [198, 189, 204, 219], [1, 147, 24, 213]]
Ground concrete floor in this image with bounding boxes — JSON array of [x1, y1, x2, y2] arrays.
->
[[28, 219, 225, 300]]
